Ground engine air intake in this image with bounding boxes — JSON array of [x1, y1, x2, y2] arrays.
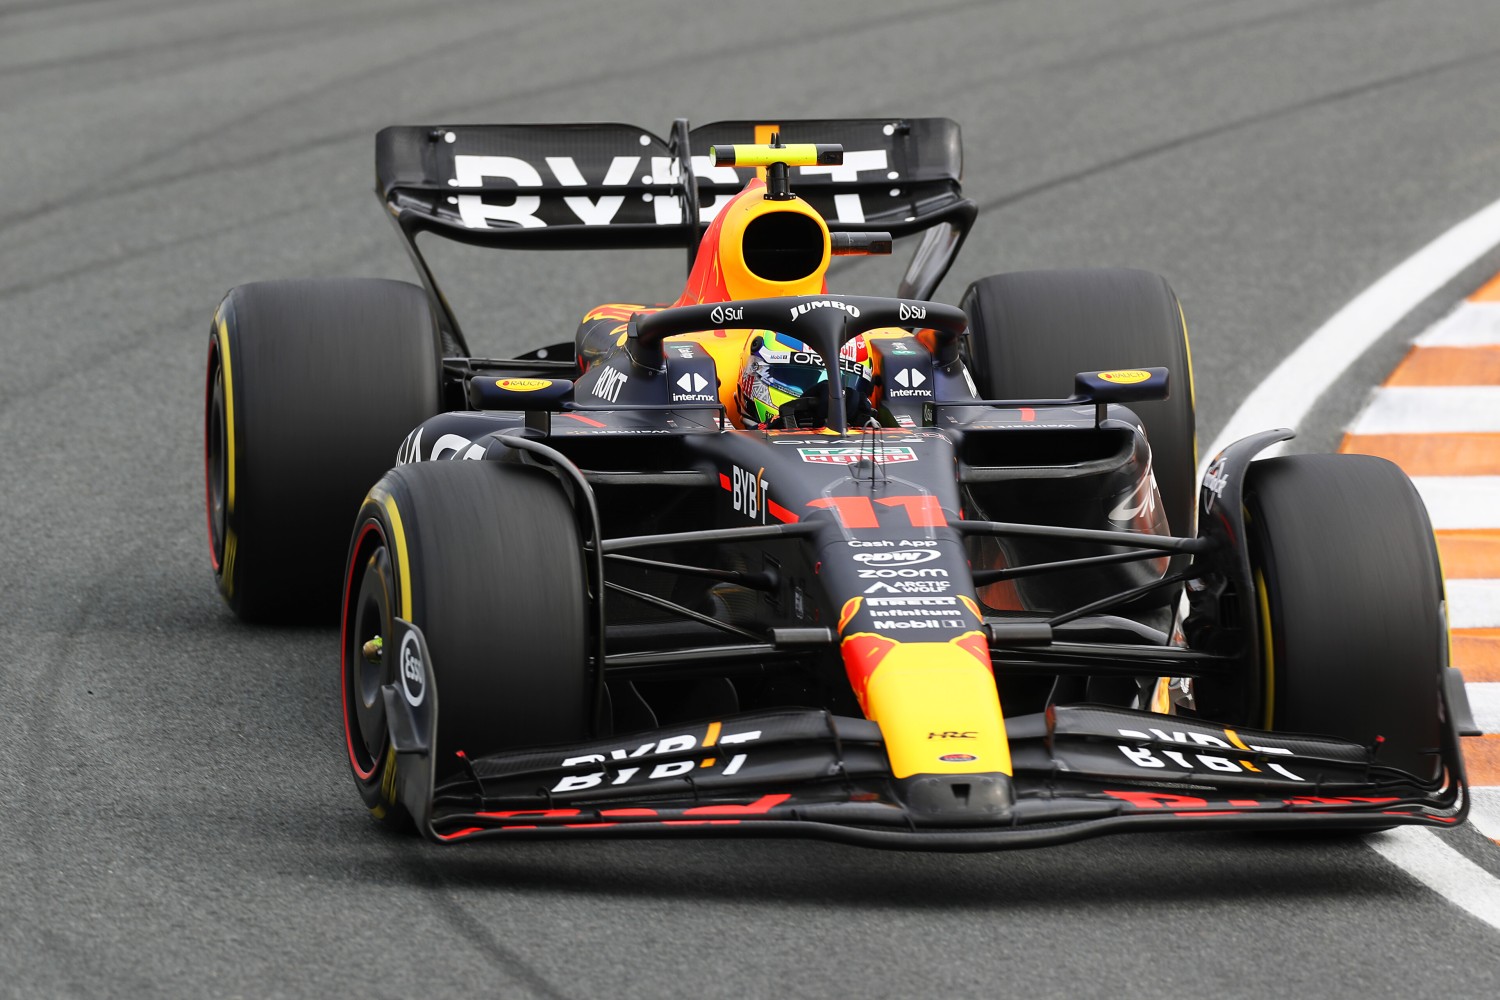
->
[[742, 212, 826, 282]]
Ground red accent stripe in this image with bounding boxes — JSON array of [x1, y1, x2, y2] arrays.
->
[[681, 794, 791, 816], [875, 494, 946, 527], [342, 521, 383, 783], [562, 412, 607, 428], [767, 499, 799, 523], [807, 496, 879, 528]]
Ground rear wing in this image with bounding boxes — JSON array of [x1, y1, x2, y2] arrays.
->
[[376, 118, 976, 350]]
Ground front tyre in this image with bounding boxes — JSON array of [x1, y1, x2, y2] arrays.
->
[[341, 461, 593, 825], [1244, 454, 1446, 782]]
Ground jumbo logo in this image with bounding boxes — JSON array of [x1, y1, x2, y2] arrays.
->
[[789, 299, 861, 321], [495, 378, 552, 392], [853, 549, 940, 566], [1097, 370, 1151, 384]]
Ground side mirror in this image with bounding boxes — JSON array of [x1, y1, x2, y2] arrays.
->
[[1073, 367, 1169, 404], [468, 376, 574, 410]]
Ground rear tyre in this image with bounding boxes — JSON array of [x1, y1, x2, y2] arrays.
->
[[205, 278, 440, 623], [961, 269, 1197, 540], [341, 461, 592, 823], [1244, 454, 1445, 781]]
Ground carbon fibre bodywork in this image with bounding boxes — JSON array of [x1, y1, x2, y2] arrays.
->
[[377, 309, 1465, 844], [383, 619, 1466, 848], [341, 120, 1467, 845]]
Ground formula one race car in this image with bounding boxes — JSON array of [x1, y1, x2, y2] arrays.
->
[[204, 118, 1475, 847]]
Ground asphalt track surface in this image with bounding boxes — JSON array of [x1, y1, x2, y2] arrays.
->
[[5, 1, 1500, 996]]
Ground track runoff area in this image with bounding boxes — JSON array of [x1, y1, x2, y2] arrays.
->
[[1204, 194, 1500, 929]]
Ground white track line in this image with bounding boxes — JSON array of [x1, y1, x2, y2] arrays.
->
[[1201, 194, 1500, 472], [1368, 827, 1500, 932], [1449, 579, 1500, 629], [1415, 300, 1500, 346], [1208, 196, 1500, 927], [1471, 788, 1500, 843], [1409, 477, 1500, 528], [1468, 683, 1500, 735], [1350, 388, 1500, 434]]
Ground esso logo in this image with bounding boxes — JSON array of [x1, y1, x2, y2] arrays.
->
[[711, 304, 744, 326], [398, 632, 425, 707], [853, 549, 940, 566]]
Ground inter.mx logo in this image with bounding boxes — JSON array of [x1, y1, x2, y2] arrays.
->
[[889, 369, 926, 391]]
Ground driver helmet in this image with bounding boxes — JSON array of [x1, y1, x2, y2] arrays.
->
[[736, 331, 874, 429]]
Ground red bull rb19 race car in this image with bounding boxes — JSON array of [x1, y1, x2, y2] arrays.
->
[[204, 118, 1476, 847]]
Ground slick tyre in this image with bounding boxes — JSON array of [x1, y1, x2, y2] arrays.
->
[[1244, 454, 1445, 782], [341, 461, 592, 824], [205, 278, 440, 623], [961, 269, 1197, 541]]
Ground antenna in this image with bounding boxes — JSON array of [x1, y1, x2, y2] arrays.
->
[[709, 139, 844, 202]]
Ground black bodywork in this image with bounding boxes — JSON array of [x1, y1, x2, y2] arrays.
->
[[382, 301, 1467, 846], [356, 120, 1467, 846]]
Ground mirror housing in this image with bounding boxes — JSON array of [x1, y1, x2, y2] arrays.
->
[[468, 376, 575, 410], [1073, 367, 1169, 404]]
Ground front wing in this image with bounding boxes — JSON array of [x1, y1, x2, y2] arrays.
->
[[387, 624, 1465, 849]]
